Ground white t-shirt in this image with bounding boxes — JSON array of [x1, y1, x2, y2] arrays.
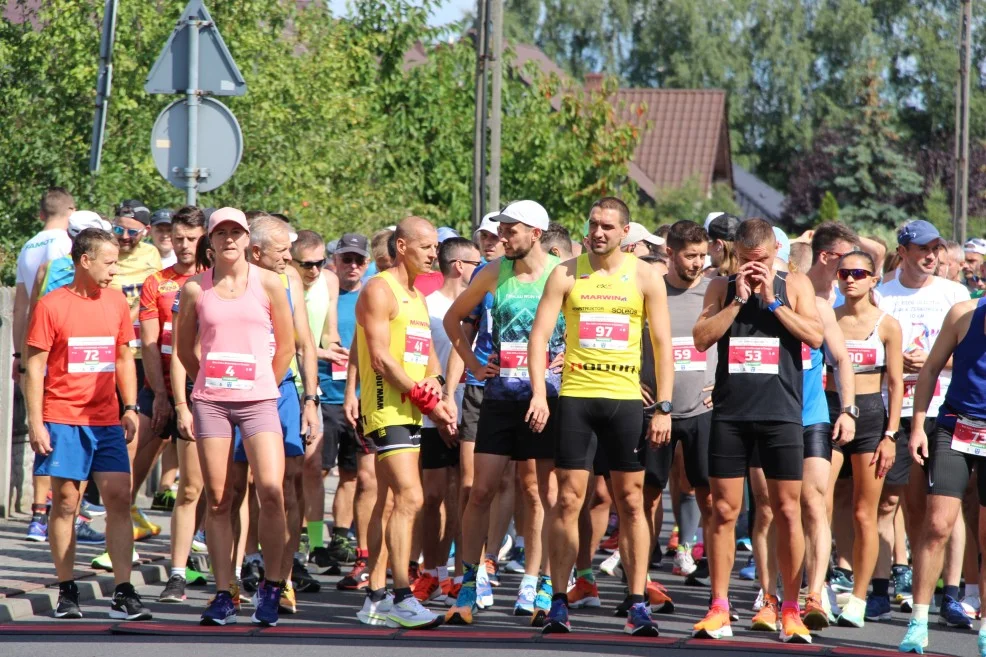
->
[[878, 275, 971, 417], [160, 250, 177, 268], [423, 290, 464, 429], [16, 228, 71, 298]]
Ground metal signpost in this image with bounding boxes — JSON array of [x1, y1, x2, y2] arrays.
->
[[145, 0, 247, 205], [89, 0, 119, 173]]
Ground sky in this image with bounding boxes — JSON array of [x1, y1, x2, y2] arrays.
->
[[327, 0, 475, 26]]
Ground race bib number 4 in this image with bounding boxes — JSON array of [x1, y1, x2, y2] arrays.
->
[[160, 321, 173, 355], [331, 357, 349, 381], [404, 327, 431, 366], [204, 352, 257, 390], [902, 375, 941, 409], [728, 337, 780, 375], [67, 336, 115, 373], [951, 416, 986, 457], [672, 337, 706, 372], [578, 313, 630, 350]]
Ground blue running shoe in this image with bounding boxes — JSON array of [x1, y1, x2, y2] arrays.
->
[[26, 518, 47, 542], [738, 556, 756, 581], [445, 568, 478, 625], [251, 580, 281, 626], [513, 581, 536, 616], [938, 594, 974, 629], [505, 545, 526, 574], [625, 601, 659, 636], [75, 518, 105, 544], [476, 567, 494, 609], [541, 598, 571, 634], [535, 575, 553, 611], [899, 619, 928, 654], [864, 593, 892, 621], [829, 568, 854, 594], [736, 536, 752, 552], [80, 500, 106, 520], [201, 590, 237, 626]]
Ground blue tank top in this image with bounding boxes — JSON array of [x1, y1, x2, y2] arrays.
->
[[319, 287, 359, 405], [464, 262, 493, 387], [939, 298, 986, 428], [41, 255, 75, 297], [803, 346, 829, 426]]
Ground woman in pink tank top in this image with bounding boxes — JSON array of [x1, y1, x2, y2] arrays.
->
[[173, 207, 295, 627]]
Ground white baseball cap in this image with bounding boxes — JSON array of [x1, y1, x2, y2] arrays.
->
[[493, 200, 550, 231], [68, 210, 110, 237], [477, 211, 500, 236], [621, 222, 665, 247], [964, 238, 986, 255]]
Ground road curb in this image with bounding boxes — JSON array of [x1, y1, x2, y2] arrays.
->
[[0, 561, 168, 622]]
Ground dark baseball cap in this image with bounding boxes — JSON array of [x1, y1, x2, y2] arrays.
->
[[117, 199, 151, 225], [897, 220, 941, 246], [708, 213, 741, 241], [150, 208, 173, 226], [336, 233, 369, 257]]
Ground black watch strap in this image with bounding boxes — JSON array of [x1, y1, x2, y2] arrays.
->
[[303, 394, 319, 404], [123, 404, 139, 413]]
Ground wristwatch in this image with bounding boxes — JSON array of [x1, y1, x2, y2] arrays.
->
[[841, 405, 859, 420], [767, 299, 785, 313], [732, 295, 748, 306], [884, 430, 899, 442], [432, 374, 447, 387], [656, 400, 673, 415], [123, 404, 139, 413], [303, 394, 319, 405]]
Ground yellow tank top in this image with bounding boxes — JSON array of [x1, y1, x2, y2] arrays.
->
[[273, 273, 301, 390], [561, 254, 644, 400], [357, 270, 431, 434]]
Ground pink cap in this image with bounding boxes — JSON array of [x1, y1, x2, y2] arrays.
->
[[208, 207, 249, 234]]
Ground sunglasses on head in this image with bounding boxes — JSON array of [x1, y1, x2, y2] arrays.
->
[[837, 268, 872, 281], [339, 254, 366, 266], [112, 225, 143, 238], [293, 258, 326, 270]]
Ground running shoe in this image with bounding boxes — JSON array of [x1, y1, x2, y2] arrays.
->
[[497, 534, 514, 563], [685, 558, 710, 587], [91, 549, 139, 572], [753, 588, 765, 611], [241, 559, 264, 593], [80, 500, 106, 519], [387, 596, 441, 629], [541, 598, 571, 634], [75, 518, 105, 545], [939, 594, 974, 628], [625, 601, 659, 636], [837, 601, 865, 628], [691, 542, 705, 561], [278, 582, 298, 614], [803, 592, 829, 630], [54, 582, 82, 619], [159, 575, 187, 603], [408, 561, 421, 588], [26, 517, 47, 542], [692, 603, 732, 639], [151, 489, 176, 511], [665, 526, 679, 555], [201, 590, 237, 625], [962, 593, 982, 619], [412, 571, 442, 603], [338, 557, 369, 591], [130, 506, 161, 536], [751, 593, 778, 631], [738, 556, 756, 581], [485, 558, 500, 587], [476, 564, 494, 608], [291, 558, 321, 593], [893, 564, 913, 604], [251, 580, 282, 626], [230, 580, 244, 610], [646, 581, 674, 614], [673, 547, 697, 576], [445, 576, 477, 625], [899, 619, 929, 654], [736, 535, 752, 552], [530, 575, 552, 625], [444, 581, 461, 607], [185, 566, 207, 586], [132, 526, 152, 542], [357, 592, 393, 626], [864, 593, 892, 621], [600, 550, 621, 577], [829, 568, 854, 594], [599, 530, 619, 554], [514, 581, 536, 616], [191, 530, 207, 553], [109, 583, 152, 621], [567, 576, 601, 608], [309, 546, 342, 575], [326, 533, 357, 565], [780, 606, 812, 643], [979, 625, 986, 657], [504, 545, 526, 574]]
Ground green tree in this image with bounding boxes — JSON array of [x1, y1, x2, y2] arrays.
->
[[646, 178, 741, 228], [818, 192, 840, 222], [924, 182, 952, 234]]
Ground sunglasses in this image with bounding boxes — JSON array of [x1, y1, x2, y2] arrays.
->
[[453, 259, 481, 267], [338, 254, 367, 266], [294, 258, 326, 270], [837, 268, 873, 281], [112, 225, 143, 238]]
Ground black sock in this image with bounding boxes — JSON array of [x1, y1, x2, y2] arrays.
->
[[552, 592, 568, 606], [872, 578, 890, 597], [368, 587, 388, 602], [332, 526, 348, 538], [114, 582, 133, 595], [393, 587, 413, 604], [943, 584, 960, 600], [58, 580, 76, 593], [628, 593, 645, 605]]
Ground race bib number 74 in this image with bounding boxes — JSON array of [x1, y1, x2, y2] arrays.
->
[[728, 337, 780, 375]]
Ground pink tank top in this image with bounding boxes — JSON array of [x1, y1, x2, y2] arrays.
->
[[191, 264, 279, 402]]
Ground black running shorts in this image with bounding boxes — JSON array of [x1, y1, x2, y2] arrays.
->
[[711, 420, 803, 481], [555, 397, 644, 473], [475, 398, 556, 461], [925, 423, 986, 503]]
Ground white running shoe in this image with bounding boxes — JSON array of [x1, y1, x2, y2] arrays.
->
[[600, 550, 621, 577], [497, 535, 513, 563], [672, 548, 697, 576], [476, 563, 494, 608], [961, 594, 982, 619], [386, 596, 441, 629], [357, 593, 394, 626], [753, 588, 765, 611]]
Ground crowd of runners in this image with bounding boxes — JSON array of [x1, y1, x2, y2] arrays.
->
[[14, 187, 986, 656]]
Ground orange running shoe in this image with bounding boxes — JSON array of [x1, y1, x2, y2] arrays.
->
[[412, 571, 441, 602], [444, 581, 462, 607], [692, 603, 732, 639], [780, 606, 812, 644], [567, 576, 601, 608], [647, 581, 675, 614], [802, 592, 829, 630], [485, 558, 500, 587], [600, 530, 620, 553], [666, 526, 680, 554], [751, 593, 779, 631]]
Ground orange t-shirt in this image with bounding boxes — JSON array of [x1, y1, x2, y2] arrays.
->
[[27, 286, 135, 426], [139, 266, 192, 391]]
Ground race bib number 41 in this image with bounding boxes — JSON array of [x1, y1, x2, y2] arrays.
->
[[404, 327, 431, 366], [672, 337, 706, 372], [67, 336, 115, 373], [728, 337, 780, 375], [952, 416, 986, 457], [578, 313, 630, 350], [204, 352, 257, 390]]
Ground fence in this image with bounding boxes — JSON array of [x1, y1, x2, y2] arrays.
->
[[0, 287, 16, 517]]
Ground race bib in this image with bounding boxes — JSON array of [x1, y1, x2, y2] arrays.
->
[[728, 337, 780, 375], [268, 334, 276, 360], [902, 375, 942, 409], [204, 352, 257, 390], [578, 313, 630, 350], [160, 321, 173, 355], [951, 416, 986, 457], [129, 321, 142, 348], [672, 337, 706, 372], [331, 357, 348, 381], [499, 341, 549, 379], [844, 340, 878, 373], [801, 343, 812, 370], [67, 336, 115, 373], [404, 327, 431, 365]]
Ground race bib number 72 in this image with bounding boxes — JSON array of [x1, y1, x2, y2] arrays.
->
[[67, 336, 115, 373]]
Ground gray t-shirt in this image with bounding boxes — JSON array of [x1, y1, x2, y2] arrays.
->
[[664, 275, 716, 419]]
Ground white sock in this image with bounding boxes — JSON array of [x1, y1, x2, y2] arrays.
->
[[966, 584, 980, 599], [171, 567, 186, 580], [520, 574, 538, 590], [438, 566, 449, 581], [911, 603, 930, 623], [233, 565, 241, 579]]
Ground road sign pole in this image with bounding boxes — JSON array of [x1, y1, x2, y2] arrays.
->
[[185, 18, 201, 206]]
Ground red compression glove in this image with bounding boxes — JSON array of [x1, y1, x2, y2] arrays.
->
[[409, 382, 439, 415]]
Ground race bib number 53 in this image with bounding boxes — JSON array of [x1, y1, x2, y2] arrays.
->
[[578, 313, 630, 350], [728, 337, 780, 375], [67, 337, 115, 373]]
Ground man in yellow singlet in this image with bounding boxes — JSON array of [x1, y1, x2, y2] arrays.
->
[[528, 197, 674, 636]]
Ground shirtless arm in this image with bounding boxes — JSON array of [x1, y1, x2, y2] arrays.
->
[[287, 272, 320, 440], [174, 279, 203, 381], [692, 276, 740, 352], [264, 270, 296, 386], [754, 268, 823, 348], [640, 262, 673, 446], [357, 278, 417, 393], [526, 263, 573, 432], [818, 300, 855, 445], [443, 263, 499, 379]]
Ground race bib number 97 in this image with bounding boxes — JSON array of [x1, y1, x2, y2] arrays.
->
[[204, 352, 257, 390], [578, 313, 630, 350], [728, 337, 780, 375], [67, 336, 115, 373]]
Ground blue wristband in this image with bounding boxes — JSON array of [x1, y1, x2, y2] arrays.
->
[[767, 299, 784, 313]]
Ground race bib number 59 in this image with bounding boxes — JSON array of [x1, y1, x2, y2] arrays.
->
[[728, 337, 780, 375], [672, 337, 706, 372], [578, 313, 630, 350], [67, 337, 115, 373]]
